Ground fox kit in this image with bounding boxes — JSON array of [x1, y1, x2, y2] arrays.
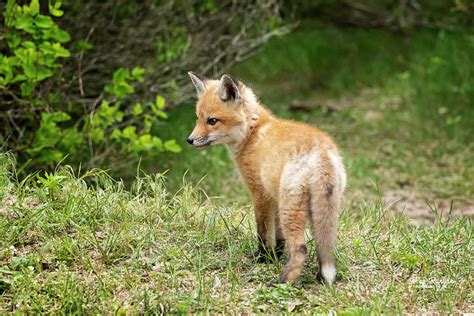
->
[[187, 72, 346, 285]]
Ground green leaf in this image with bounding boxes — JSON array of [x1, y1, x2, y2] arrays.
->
[[143, 114, 153, 133], [110, 129, 122, 140], [155, 95, 166, 109], [164, 139, 181, 153], [151, 96, 168, 117], [6, 33, 21, 49], [104, 84, 114, 95], [59, 128, 83, 152], [22, 41, 36, 49], [112, 68, 130, 84], [29, 114, 65, 152], [46, 111, 71, 123], [105, 68, 135, 98], [135, 134, 154, 151], [4, 0, 17, 27], [35, 15, 54, 29], [38, 149, 64, 164], [115, 110, 124, 122], [91, 100, 123, 127], [75, 39, 94, 52], [52, 43, 70, 57], [155, 110, 168, 119], [132, 103, 143, 116], [50, 27, 71, 43], [12, 74, 27, 83], [14, 14, 34, 30], [89, 128, 104, 143], [131, 67, 145, 82], [117, 82, 134, 96], [39, 41, 55, 54], [152, 136, 163, 151], [22, 61, 37, 79], [20, 81, 35, 96], [37, 67, 53, 80], [122, 126, 137, 140], [48, 0, 64, 17], [29, 0, 40, 15]]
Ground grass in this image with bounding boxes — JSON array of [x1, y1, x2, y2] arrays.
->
[[0, 153, 472, 313], [2, 23, 474, 313]]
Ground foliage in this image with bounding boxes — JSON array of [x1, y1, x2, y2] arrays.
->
[[1, 0, 70, 97], [0, 0, 184, 170], [0, 0, 285, 171]]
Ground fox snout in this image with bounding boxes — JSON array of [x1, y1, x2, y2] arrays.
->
[[186, 134, 211, 148], [187, 124, 209, 147]]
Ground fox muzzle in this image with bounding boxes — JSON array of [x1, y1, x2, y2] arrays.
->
[[187, 135, 211, 148]]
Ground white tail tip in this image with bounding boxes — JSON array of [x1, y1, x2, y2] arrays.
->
[[321, 264, 336, 286]]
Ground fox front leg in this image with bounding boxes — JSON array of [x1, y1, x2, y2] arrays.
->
[[252, 194, 281, 262]]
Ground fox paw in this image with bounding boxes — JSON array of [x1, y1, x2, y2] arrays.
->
[[267, 277, 287, 287]]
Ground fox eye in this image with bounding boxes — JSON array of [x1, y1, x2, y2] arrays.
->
[[207, 118, 219, 126]]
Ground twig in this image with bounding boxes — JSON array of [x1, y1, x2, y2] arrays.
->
[[78, 27, 95, 97]]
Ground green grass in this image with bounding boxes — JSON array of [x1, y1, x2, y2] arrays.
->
[[0, 153, 472, 313]]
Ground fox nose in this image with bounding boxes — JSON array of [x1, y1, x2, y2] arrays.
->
[[187, 137, 194, 145]]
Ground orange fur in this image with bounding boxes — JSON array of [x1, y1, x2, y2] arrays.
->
[[187, 72, 346, 285]]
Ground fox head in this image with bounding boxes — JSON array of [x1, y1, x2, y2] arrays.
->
[[187, 72, 259, 150]]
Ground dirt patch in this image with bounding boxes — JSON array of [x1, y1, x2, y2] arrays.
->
[[383, 189, 474, 225], [0, 193, 42, 220], [0, 194, 17, 213]]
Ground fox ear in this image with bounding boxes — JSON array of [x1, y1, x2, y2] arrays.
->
[[218, 74, 240, 103], [188, 71, 208, 97]]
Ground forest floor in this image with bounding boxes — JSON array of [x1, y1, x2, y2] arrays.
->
[[1, 24, 473, 313]]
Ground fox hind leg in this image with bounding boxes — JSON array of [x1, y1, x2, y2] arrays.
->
[[277, 190, 309, 284]]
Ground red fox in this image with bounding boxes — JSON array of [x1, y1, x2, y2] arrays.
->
[[187, 72, 347, 286]]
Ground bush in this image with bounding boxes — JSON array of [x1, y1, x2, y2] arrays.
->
[[0, 0, 285, 171], [0, 0, 180, 170]]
